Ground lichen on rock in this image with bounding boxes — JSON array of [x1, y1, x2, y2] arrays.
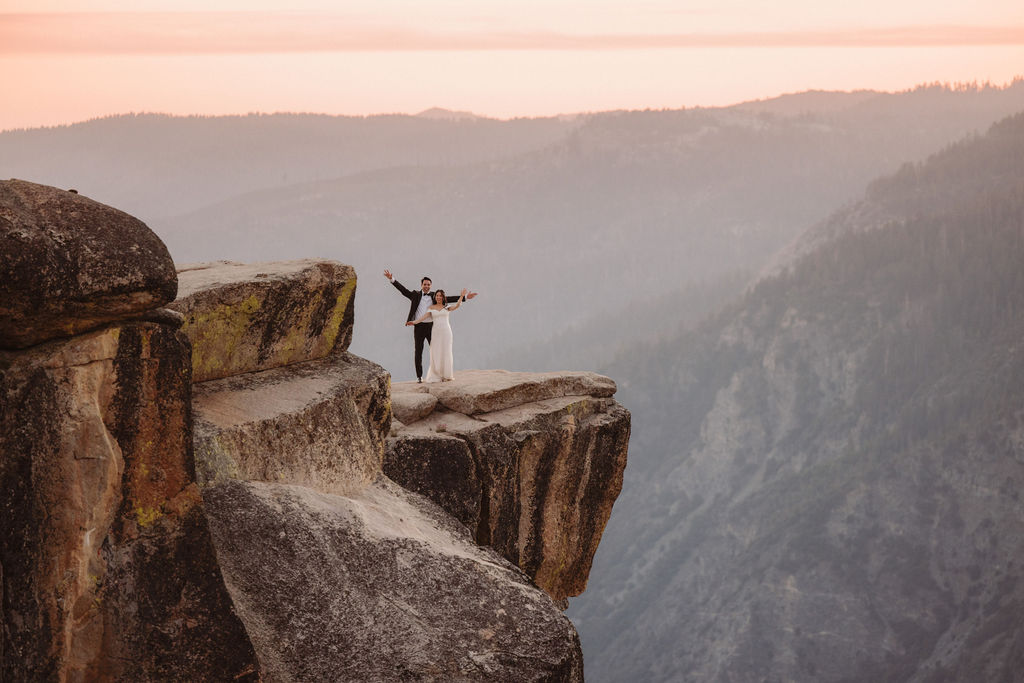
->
[[168, 260, 356, 382]]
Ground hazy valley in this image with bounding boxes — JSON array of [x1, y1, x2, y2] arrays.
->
[[4, 81, 1024, 680]]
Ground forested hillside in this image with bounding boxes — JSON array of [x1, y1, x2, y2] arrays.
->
[[570, 112, 1024, 682]]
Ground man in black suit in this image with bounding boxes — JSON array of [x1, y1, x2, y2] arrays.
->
[[384, 270, 477, 382]]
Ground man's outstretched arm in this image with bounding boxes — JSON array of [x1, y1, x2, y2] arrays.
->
[[445, 290, 478, 304], [384, 269, 415, 299]]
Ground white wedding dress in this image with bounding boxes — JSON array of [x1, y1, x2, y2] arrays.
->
[[425, 307, 455, 382]]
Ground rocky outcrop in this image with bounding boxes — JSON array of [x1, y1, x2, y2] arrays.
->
[[385, 374, 630, 601], [2, 184, 629, 681], [0, 179, 177, 349], [167, 260, 355, 382], [0, 323, 256, 681], [175, 261, 600, 680]]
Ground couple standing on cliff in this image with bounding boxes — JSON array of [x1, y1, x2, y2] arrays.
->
[[384, 270, 478, 383]]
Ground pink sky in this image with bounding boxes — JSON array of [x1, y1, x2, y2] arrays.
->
[[2, 1, 1023, 131]]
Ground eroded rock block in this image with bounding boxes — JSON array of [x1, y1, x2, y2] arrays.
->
[[385, 372, 630, 601], [204, 477, 584, 682], [0, 179, 177, 349], [0, 323, 257, 681], [168, 260, 356, 382], [192, 352, 389, 496]]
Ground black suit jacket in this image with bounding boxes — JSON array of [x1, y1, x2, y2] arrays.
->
[[391, 280, 463, 322]]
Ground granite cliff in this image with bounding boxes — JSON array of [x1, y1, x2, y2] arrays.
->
[[0, 179, 630, 681]]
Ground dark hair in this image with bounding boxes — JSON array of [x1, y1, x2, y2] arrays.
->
[[421, 276, 432, 284], [433, 289, 446, 303]]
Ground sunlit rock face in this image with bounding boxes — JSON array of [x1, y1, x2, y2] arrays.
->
[[168, 259, 355, 382], [0, 179, 177, 349], [0, 323, 257, 681], [385, 372, 631, 602]]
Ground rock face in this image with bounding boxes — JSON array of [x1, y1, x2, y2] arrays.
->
[[167, 260, 356, 382], [0, 323, 256, 681], [0, 179, 177, 349], [175, 261, 598, 680], [2, 189, 628, 682], [192, 352, 389, 494], [204, 478, 583, 681], [385, 374, 631, 601]]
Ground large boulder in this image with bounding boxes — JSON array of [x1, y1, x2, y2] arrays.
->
[[385, 372, 631, 601], [204, 477, 583, 682], [0, 179, 177, 349], [0, 323, 257, 681], [168, 260, 356, 382], [192, 352, 390, 495]]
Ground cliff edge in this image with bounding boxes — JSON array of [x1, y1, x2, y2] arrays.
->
[[1, 180, 630, 681]]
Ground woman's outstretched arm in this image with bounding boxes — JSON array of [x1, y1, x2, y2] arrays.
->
[[447, 289, 468, 312]]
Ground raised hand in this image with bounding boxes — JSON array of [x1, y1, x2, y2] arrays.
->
[[384, 269, 393, 280], [460, 288, 468, 299]]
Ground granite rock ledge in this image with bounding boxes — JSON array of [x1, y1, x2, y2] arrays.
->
[[386, 371, 631, 602]]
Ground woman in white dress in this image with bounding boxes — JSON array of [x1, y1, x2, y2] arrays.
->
[[406, 288, 467, 382]]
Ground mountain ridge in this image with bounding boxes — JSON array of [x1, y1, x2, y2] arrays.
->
[[569, 109, 1024, 682]]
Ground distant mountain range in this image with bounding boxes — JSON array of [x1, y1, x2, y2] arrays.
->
[[569, 111, 1024, 682]]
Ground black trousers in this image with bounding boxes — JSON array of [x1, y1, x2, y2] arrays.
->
[[413, 322, 433, 379]]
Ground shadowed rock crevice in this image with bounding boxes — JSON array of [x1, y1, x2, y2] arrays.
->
[[467, 433, 498, 550]]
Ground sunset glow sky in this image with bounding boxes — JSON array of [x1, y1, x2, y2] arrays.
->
[[2, 0, 1023, 131]]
